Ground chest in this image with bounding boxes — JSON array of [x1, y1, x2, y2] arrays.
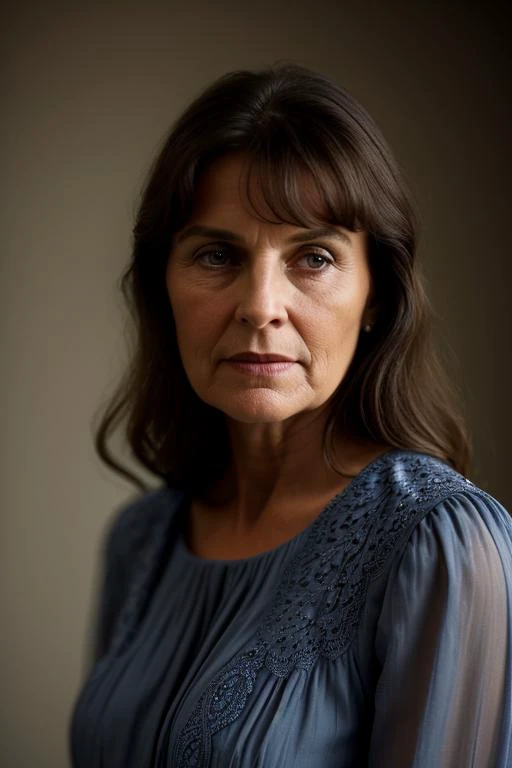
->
[[185, 492, 349, 560]]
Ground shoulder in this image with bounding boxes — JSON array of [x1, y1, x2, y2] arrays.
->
[[90, 486, 186, 662], [101, 486, 185, 566], [368, 448, 509, 522], [372, 448, 473, 501], [366, 449, 512, 576], [326, 449, 512, 581]]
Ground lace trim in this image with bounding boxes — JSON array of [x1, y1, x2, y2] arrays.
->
[[172, 453, 479, 766]]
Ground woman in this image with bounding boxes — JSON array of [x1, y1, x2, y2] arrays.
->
[[69, 64, 512, 767]]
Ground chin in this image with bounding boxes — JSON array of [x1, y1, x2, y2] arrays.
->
[[207, 391, 309, 424], [223, 410, 294, 425]]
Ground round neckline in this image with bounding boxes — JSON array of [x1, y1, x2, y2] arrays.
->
[[175, 448, 407, 567]]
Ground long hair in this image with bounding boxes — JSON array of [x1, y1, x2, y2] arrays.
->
[[93, 63, 472, 497]]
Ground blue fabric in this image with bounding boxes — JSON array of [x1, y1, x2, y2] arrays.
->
[[69, 450, 512, 767]]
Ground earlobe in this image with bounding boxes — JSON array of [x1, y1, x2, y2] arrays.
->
[[361, 307, 379, 332], [363, 310, 378, 332]]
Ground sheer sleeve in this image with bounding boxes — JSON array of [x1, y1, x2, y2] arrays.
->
[[368, 490, 512, 768]]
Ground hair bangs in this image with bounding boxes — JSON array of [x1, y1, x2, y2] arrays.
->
[[239, 130, 373, 235]]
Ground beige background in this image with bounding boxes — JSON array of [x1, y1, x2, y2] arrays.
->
[[2, 1, 510, 766]]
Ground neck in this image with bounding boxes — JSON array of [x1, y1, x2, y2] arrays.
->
[[203, 408, 384, 534]]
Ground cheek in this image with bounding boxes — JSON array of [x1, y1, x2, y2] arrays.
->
[[167, 272, 195, 327], [169, 292, 222, 366], [303, 295, 364, 348]]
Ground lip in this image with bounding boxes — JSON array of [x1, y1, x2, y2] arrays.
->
[[226, 352, 295, 362], [224, 359, 296, 376]]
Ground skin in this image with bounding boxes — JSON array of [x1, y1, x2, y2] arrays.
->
[[166, 153, 382, 547]]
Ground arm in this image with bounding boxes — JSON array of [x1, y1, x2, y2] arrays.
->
[[82, 492, 158, 675], [81, 506, 134, 675], [368, 491, 512, 767]]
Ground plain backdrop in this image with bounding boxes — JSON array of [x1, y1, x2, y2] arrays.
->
[[2, 1, 511, 765]]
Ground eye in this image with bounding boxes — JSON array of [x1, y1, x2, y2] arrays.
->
[[195, 246, 238, 269], [192, 245, 336, 272], [296, 251, 334, 271]]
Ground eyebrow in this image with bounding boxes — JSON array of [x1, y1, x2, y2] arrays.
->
[[174, 225, 352, 247]]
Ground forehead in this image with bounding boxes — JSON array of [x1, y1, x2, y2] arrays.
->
[[190, 152, 328, 225]]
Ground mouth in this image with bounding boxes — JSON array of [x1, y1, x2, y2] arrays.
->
[[222, 354, 297, 377], [226, 353, 295, 363]]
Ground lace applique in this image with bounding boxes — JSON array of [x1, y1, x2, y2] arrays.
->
[[172, 452, 481, 766]]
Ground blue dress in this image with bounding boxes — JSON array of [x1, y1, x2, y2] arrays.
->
[[69, 450, 512, 767]]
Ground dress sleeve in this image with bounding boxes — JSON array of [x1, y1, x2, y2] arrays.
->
[[82, 495, 152, 675], [368, 490, 512, 768], [82, 508, 133, 674]]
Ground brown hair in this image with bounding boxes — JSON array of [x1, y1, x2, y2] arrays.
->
[[94, 63, 472, 496]]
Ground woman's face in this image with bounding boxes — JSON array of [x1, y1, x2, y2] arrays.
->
[[166, 153, 373, 425]]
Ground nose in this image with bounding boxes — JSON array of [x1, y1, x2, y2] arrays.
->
[[234, 259, 289, 329]]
